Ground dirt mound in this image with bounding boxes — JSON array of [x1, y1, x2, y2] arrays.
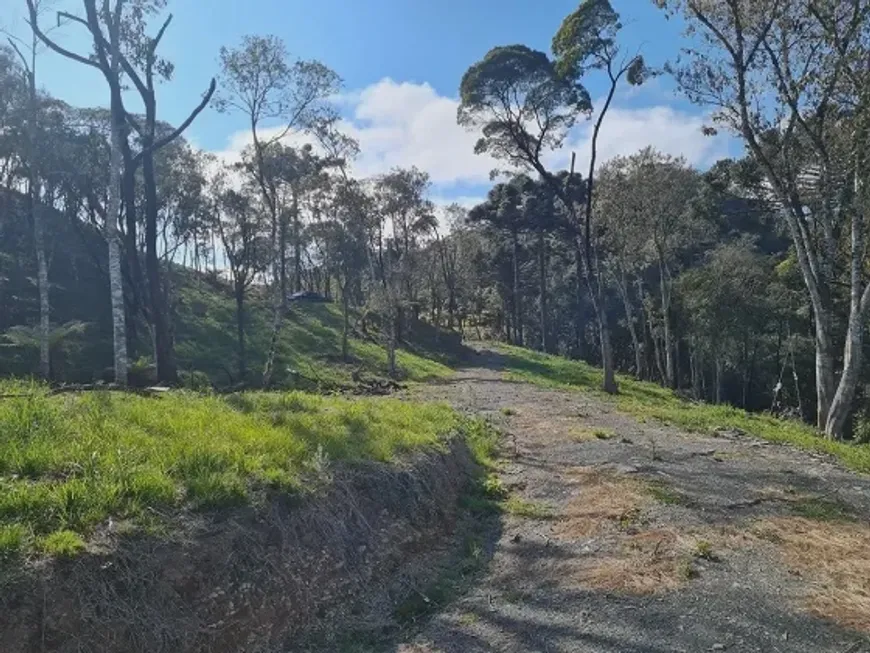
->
[[0, 440, 478, 653]]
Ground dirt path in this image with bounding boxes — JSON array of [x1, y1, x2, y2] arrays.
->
[[395, 349, 870, 653]]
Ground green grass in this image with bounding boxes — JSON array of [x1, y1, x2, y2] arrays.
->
[[791, 497, 857, 522], [495, 344, 870, 475], [0, 380, 468, 558], [174, 276, 460, 389], [646, 481, 687, 506], [503, 497, 555, 519]]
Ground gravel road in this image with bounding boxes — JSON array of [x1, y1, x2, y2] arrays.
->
[[392, 349, 870, 653]]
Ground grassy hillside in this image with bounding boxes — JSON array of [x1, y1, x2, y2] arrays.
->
[[0, 382, 496, 560], [173, 273, 459, 390], [496, 344, 870, 473]]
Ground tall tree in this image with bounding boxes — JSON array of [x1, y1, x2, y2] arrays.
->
[[597, 148, 704, 387], [215, 34, 340, 386], [28, 0, 131, 384], [7, 0, 50, 377], [110, 7, 216, 384], [656, 0, 870, 438], [552, 0, 649, 391], [469, 183, 527, 346]]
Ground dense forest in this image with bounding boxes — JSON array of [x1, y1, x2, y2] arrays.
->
[[1, 0, 869, 442]]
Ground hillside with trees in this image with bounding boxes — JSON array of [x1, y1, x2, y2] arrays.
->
[[3, 0, 870, 651]]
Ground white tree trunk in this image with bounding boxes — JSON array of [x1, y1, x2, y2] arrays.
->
[[107, 29, 128, 385], [34, 197, 50, 379]]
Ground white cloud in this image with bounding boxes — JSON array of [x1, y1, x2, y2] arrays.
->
[[209, 78, 734, 201], [551, 104, 734, 173]]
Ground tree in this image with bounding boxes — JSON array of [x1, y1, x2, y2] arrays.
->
[[27, 0, 131, 384], [6, 2, 50, 378], [459, 0, 647, 393], [215, 34, 341, 386], [597, 148, 704, 387], [211, 178, 267, 383], [656, 0, 870, 438], [321, 177, 370, 360], [111, 7, 216, 384], [469, 183, 526, 345], [370, 167, 435, 377], [552, 0, 649, 391]]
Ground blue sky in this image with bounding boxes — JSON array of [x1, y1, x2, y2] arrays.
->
[[2, 0, 738, 205]]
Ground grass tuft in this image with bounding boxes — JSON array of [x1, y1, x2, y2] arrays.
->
[[503, 497, 555, 519], [39, 530, 86, 557]]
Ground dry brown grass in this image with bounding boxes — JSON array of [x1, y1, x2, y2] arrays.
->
[[552, 467, 702, 595], [753, 517, 870, 633], [570, 529, 695, 595], [554, 467, 653, 539]]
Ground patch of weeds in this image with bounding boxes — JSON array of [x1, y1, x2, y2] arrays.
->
[[457, 611, 480, 626], [39, 530, 85, 558], [693, 539, 717, 561], [482, 473, 508, 500], [500, 407, 517, 417], [791, 497, 856, 522], [462, 417, 500, 469], [677, 557, 699, 580], [646, 482, 686, 506], [570, 426, 615, 442], [503, 497, 555, 520]]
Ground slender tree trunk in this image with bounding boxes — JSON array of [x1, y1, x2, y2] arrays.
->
[[293, 194, 302, 293], [659, 260, 675, 389], [825, 201, 870, 437], [815, 313, 836, 431], [387, 305, 397, 378], [615, 270, 643, 379], [714, 357, 724, 404], [342, 278, 350, 362], [33, 185, 50, 379], [538, 229, 549, 353], [691, 344, 702, 400], [573, 241, 585, 359], [583, 80, 620, 395], [235, 283, 246, 382], [107, 52, 128, 385], [142, 143, 176, 384], [512, 230, 523, 347], [120, 140, 145, 359], [24, 54, 50, 379], [280, 208, 289, 301]]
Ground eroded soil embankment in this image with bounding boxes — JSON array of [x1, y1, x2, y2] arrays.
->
[[0, 439, 478, 653]]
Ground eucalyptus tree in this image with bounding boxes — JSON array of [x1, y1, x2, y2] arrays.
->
[[216, 34, 341, 385], [27, 0, 133, 383], [655, 0, 870, 437], [111, 10, 215, 384], [322, 177, 371, 360], [5, 0, 53, 378], [210, 174, 268, 383], [598, 148, 705, 388], [458, 0, 647, 392], [370, 167, 435, 377]]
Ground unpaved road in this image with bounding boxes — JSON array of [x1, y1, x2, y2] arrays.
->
[[395, 350, 870, 653]]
